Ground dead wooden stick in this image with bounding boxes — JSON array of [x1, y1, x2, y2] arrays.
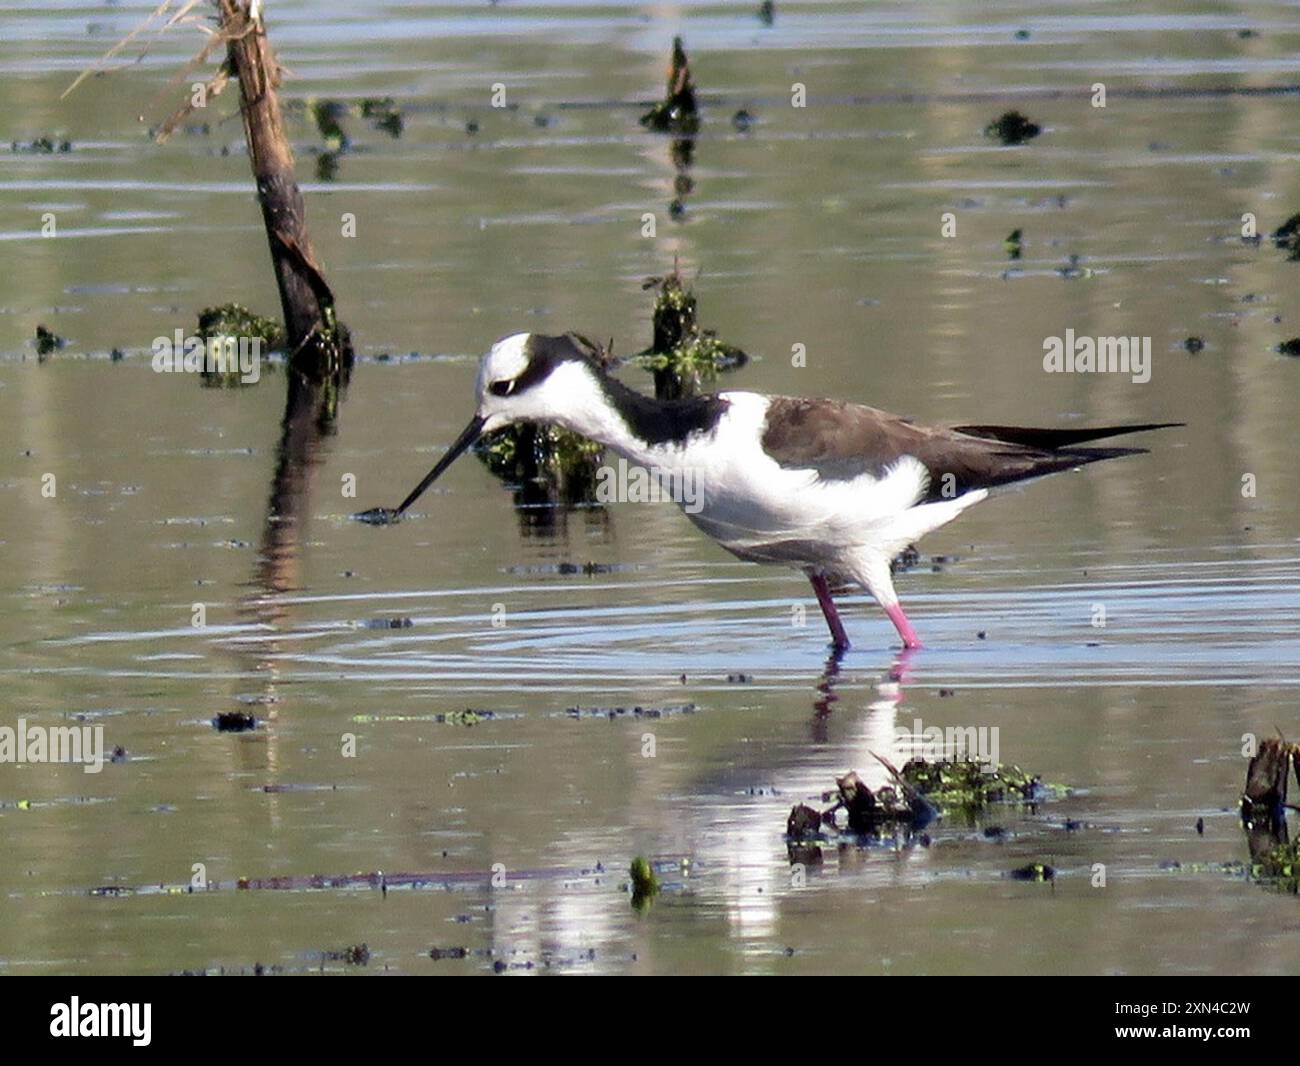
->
[[216, 0, 347, 373]]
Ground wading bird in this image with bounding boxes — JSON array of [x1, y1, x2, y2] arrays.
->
[[363, 333, 1178, 651]]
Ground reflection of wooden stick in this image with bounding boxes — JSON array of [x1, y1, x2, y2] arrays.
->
[[1242, 734, 1291, 837], [217, 0, 333, 362]]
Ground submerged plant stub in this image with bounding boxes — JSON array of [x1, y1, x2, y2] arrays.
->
[[637, 269, 747, 400], [640, 37, 700, 135], [788, 757, 1064, 845]]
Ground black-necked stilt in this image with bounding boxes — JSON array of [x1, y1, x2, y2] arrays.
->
[[370, 332, 1180, 652]]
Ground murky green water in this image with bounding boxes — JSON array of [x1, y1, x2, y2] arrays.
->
[[2, 1, 1300, 975]]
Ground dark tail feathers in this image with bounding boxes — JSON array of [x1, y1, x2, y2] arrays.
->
[[952, 421, 1184, 452]]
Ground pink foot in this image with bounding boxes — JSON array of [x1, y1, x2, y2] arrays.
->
[[883, 603, 922, 649]]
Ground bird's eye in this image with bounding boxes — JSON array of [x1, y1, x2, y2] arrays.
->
[[489, 379, 515, 397]]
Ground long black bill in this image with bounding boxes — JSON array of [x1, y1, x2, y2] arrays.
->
[[354, 414, 485, 525]]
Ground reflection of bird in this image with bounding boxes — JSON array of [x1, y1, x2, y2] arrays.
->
[[369, 333, 1179, 651]]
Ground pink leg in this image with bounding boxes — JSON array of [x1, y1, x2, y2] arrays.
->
[[808, 574, 850, 651], [883, 602, 922, 650]]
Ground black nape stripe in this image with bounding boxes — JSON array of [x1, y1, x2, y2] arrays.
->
[[519, 333, 729, 447], [597, 374, 729, 447]]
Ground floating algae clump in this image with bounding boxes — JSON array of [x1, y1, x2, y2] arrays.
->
[[636, 270, 747, 400], [195, 303, 284, 387], [197, 304, 283, 347], [789, 757, 1064, 844], [629, 856, 660, 912], [901, 757, 1059, 812], [474, 421, 606, 507]]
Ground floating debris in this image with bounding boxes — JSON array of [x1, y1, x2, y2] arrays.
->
[[1057, 253, 1091, 280], [360, 97, 403, 138], [360, 617, 413, 629], [323, 943, 370, 966], [758, 1, 775, 26], [732, 108, 755, 133], [1272, 213, 1300, 259], [1008, 862, 1055, 882], [985, 110, 1041, 145], [561, 703, 696, 720], [1278, 338, 1300, 357], [12, 136, 71, 153], [790, 756, 1062, 846], [213, 711, 257, 732], [1184, 336, 1205, 354], [430, 946, 468, 961], [640, 37, 699, 135], [35, 324, 65, 358]]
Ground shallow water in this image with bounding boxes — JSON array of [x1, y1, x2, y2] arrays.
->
[[2, 1, 1300, 975]]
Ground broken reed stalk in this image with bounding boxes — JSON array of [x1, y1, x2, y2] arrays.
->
[[216, 0, 348, 376]]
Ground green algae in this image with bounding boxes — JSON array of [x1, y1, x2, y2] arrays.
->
[[197, 303, 284, 348], [629, 856, 660, 912], [789, 757, 1065, 847], [901, 758, 1061, 812], [635, 270, 747, 400]]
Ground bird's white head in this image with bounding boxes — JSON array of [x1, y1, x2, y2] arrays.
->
[[382, 332, 610, 519], [473, 331, 604, 434]]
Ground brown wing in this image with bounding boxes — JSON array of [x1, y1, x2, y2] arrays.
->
[[760, 397, 1177, 502]]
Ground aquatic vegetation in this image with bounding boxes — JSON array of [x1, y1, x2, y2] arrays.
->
[[904, 758, 1059, 811], [197, 303, 284, 348], [1184, 336, 1205, 354], [985, 110, 1041, 145], [788, 757, 1063, 843], [1277, 338, 1300, 357], [212, 711, 256, 732], [635, 270, 748, 400], [310, 99, 350, 152], [628, 856, 660, 911], [1004, 228, 1023, 260], [194, 303, 283, 387], [474, 420, 606, 504], [640, 37, 699, 135], [360, 97, 403, 138]]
